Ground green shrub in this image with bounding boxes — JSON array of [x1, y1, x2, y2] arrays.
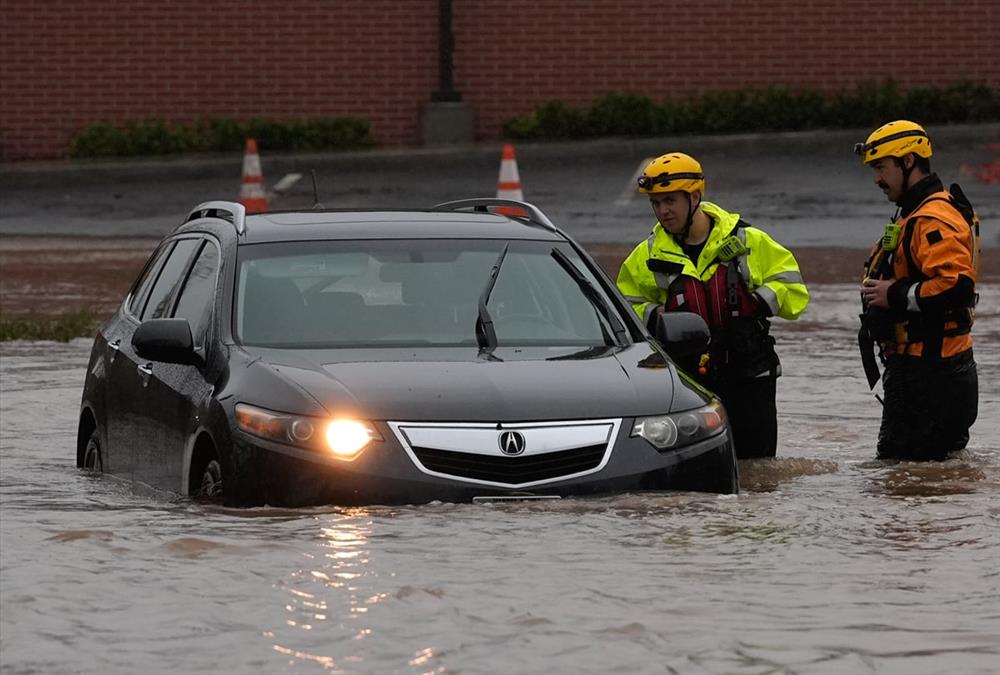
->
[[70, 123, 128, 157], [70, 116, 375, 158], [502, 81, 1000, 141], [586, 93, 661, 136], [501, 111, 543, 140], [0, 309, 99, 342]]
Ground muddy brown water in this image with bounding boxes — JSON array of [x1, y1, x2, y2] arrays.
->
[[1, 242, 999, 673]]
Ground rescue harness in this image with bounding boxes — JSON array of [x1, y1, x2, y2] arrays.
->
[[858, 183, 980, 389], [647, 220, 778, 381]]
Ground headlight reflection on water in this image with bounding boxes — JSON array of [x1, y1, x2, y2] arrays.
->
[[271, 517, 380, 669]]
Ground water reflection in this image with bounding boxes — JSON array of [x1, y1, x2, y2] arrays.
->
[[271, 512, 378, 670]]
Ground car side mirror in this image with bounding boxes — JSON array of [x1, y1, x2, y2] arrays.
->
[[132, 318, 203, 366], [654, 311, 710, 365]]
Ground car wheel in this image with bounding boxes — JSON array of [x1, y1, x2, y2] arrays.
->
[[82, 428, 103, 472], [197, 459, 223, 499], [706, 448, 740, 495], [724, 458, 740, 495]]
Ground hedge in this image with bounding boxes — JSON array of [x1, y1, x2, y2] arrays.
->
[[502, 81, 1000, 140], [0, 310, 99, 342], [70, 117, 375, 158]]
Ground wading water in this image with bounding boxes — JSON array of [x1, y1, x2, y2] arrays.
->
[[2, 283, 997, 674]]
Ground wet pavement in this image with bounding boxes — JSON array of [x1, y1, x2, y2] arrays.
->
[[2, 125, 999, 247], [2, 283, 998, 674]]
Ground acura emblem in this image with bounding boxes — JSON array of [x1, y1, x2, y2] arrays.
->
[[498, 430, 526, 456]]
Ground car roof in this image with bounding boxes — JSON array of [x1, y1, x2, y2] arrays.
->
[[236, 210, 566, 244]]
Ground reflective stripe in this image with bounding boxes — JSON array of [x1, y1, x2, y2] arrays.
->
[[906, 283, 921, 312], [624, 295, 648, 304], [756, 285, 779, 315], [734, 229, 751, 282], [737, 255, 750, 283], [652, 271, 675, 290], [763, 270, 805, 285], [646, 234, 655, 256], [642, 302, 658, 326]]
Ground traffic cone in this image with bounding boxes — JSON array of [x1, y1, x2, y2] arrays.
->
[[495, 143, 526, 215], [239, 138, 269, 213]]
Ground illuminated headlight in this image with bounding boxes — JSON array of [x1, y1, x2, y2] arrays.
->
[[631, 400, 726, 450], [235, 403, 382, 461]]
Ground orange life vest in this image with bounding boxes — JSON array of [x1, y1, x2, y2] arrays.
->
[[889, 190, 978, 358]]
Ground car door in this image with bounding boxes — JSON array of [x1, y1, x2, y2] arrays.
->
[[115, 237, 202, 490], [102, 241, 173, 479], [130, 238, 221, 493]]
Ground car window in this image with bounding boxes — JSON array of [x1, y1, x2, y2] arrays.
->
[[140, 238, 200, 321], [127, 242, 174, 317], [235, 239, 626, 348], [172, 240, 220, 346]]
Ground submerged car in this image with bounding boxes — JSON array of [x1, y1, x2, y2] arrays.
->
[[77, 198, 737, 506]]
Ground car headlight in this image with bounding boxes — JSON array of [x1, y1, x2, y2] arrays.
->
[[235, 403, 382, 461], [631, 400, 726, 450]]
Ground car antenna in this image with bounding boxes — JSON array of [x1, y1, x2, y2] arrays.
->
[[310, 170, 324, 209]]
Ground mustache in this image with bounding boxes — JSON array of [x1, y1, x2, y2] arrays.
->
[[877, 181, 890, 191]]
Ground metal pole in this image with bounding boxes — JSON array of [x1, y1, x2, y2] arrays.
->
[[432, 0, 461, 102]]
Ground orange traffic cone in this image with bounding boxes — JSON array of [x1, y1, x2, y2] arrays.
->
[[239, 138, 269, 213], [495, 143, 526, 215]]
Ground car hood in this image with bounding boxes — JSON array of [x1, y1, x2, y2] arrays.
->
[[241, 343, 706, 422]]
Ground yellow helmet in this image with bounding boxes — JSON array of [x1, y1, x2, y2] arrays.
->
[[637, 152, 705, 195], [855, 120, 933, 164]]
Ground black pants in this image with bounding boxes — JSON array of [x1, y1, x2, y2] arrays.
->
[[713, 374, 777, 459], [877, 350, 978, 461]]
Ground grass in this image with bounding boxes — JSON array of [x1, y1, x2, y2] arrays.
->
[[0, 309, 99, 342]]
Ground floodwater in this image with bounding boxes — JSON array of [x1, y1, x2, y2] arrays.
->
[[1, 284, 999, 674]]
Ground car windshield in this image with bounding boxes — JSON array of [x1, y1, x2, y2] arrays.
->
[[235, 239, 630, 349]]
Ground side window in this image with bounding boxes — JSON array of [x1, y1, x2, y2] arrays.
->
[[128, 242, 174, 317], [172, 241, 220, 347], [140, 239, 200, 321]]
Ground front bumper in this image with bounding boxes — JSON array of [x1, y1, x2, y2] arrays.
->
[[229, 418, 736, 506]]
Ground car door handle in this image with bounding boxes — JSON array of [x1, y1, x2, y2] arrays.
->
[[107, 339, 121, 362], [137, 362, 153, 387]]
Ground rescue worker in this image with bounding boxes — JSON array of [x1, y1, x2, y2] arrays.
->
[[617, 152, 809, 458], [856, 120, 980, 461]]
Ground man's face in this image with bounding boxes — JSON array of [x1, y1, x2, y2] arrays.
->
[[869, 156, 908, 202], [648, 190, 697, 234]]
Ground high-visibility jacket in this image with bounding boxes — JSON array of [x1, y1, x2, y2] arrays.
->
[[617, 201, 810, 330], [865, 177, 979, 359]]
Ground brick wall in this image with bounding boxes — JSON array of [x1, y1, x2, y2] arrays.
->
[[1, 0, 997, 161]]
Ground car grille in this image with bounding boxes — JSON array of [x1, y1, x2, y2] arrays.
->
[[411, 443, 607, 484]]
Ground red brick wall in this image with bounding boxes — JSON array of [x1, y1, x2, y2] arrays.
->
[[0, 0, 439, 161], [2, 0, 998, 161], [455, 1, 1000, 142]]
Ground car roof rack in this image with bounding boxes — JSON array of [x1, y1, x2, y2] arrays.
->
[[185, 201, 247, 235], [433, 198, 561, 235]]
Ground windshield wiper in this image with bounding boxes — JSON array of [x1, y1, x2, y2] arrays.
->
[[550, 248, 629, 346], [475, 242, 510, 358]]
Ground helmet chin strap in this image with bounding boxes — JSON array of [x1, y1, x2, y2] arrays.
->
[[680, 193, 698, 241], [895, 156, 914, 197]]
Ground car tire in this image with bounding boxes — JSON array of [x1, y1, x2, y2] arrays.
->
[[195, 458, 223, 500], [722, 458, 740, 495], [82, 428, 103, 472], [697, 448, 740, 495]]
